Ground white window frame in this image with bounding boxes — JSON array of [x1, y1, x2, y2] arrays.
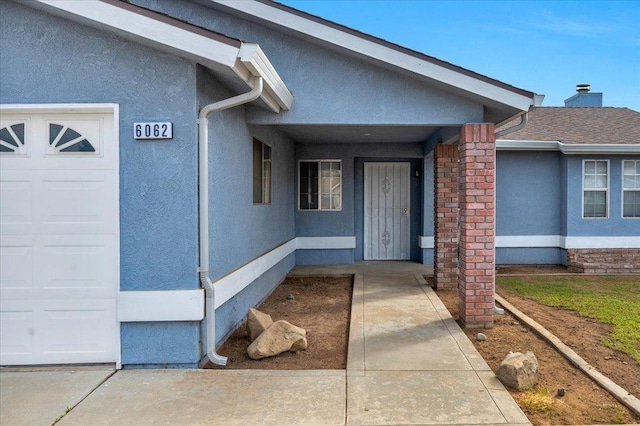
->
[[582, 159, 609, 219], [622, 159, 640, 219], [253, 138, 271, 205], [298, 159, 342, 211]]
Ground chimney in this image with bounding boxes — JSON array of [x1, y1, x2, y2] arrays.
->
[[564, 84, 603, 107]]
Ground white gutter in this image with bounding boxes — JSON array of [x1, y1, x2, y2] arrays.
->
[[497, 140, 640, 154], [198, 76, 264, 366]]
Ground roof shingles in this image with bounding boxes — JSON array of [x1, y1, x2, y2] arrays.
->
[[498, 107, 640, 145]]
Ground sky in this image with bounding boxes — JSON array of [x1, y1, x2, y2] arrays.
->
[[278, 0, 640, 111]]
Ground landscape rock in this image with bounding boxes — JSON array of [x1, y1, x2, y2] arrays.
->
[[476, 333, 487, 342], [247, 320, 307, 360], [247, 308, 273, 341], [496, 351, 539, 391]]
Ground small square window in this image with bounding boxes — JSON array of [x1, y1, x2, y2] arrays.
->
[[299, 160, 341, 210], [253, 139, 271, 204]]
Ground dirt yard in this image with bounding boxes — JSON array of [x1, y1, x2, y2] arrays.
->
[[211, 275, 352, 369], [210, 272, 639, 425], [436, 285, 640, 425]]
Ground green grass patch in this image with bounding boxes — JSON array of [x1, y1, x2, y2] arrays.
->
[[497, 276, 640, 363]]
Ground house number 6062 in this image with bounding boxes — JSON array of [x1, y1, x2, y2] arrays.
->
[[133, 122, 173, 140]]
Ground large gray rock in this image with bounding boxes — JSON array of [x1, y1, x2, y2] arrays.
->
[[247, 320, 307, 360], [497, 351, 539, 390], [247, 308, 273, 341]]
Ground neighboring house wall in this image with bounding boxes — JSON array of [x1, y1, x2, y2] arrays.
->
[[495, 151, 564, 264], [197, 67, 297, 344], [564, 155, 639, 236], [564, 155, 640, 273], [1, 1, 202, 367]]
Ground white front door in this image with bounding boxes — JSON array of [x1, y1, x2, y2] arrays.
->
[[364, 162, 410, 260], [0, 107, 119, 365]]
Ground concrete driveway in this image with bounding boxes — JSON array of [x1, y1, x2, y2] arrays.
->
[[0, 368, 115, 425], [1, 262, 530, 425]]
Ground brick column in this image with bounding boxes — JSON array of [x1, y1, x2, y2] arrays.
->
[[433, 144, 459, 289], [458, 124, 495, 328]]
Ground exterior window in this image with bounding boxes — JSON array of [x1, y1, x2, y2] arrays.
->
[[623, 160, 640, 218], [583, 160, 608, 218], [253, 139, 271, 204], [299, 160, 341, 210]]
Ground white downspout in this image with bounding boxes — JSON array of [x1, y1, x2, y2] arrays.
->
[[198, 75, 264, 366]]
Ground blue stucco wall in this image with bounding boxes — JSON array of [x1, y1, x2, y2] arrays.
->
[[496, 152, 562, 236], [295, 143, 425, 264], [1, 1, 201, 366], [130, 0, 484, 127], [121, 322, 200, 368], [197, 67, 296, 279], [564, 155, 640, 236], [495, 151, 563, 264], [196, 67, 298, 346]]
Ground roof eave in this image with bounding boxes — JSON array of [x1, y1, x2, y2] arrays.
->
[[33, 0, 293, 113], [211, 0, 535, 112]]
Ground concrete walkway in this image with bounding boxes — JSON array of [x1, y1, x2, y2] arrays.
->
[[1, 262, 529, 425]]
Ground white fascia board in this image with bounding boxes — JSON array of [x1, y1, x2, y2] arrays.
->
[[212, 0, 533, 111], [497, 140, 561, 151], [237, 44, 294, 111], [497, 140, 640, 154], [36, 1, 241, 69], [118, 290, 205, 322], [561, 144, 640, 154]]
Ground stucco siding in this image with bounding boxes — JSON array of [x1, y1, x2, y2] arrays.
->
[[129, 0, 484, 126], [295, 143, 424, 264], [198, 67, 297, 279], [121, 322, 200, 368], [496, 151, 562, 236], [1, 1, 205, 367], [565, 155, 640, 236]]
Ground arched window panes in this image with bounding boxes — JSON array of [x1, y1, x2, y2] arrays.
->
[[0, 123, 25, 153], [49, 123, 95, 153]]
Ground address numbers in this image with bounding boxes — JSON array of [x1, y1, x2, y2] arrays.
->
[[134, 122, 173, 140]]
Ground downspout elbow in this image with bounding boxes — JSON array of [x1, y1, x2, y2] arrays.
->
[[200, 273, 228, 366]]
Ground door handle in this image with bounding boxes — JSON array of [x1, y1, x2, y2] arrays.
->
[[402, 208, 408, 216]]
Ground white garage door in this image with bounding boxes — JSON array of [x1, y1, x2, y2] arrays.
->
[[0, 107, 119, 366]]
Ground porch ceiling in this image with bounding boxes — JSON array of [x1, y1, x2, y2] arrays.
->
[[276, 124, 441, 144]]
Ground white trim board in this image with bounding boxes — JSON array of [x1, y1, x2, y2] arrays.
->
[[214, 236, 356, 308], [118, 290, 204, 322], [420, 235, 640, 249], [114, 236, 356, 322]]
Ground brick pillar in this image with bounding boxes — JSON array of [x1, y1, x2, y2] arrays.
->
[[433, 144, 459, 289], [458, 124, 495, 328]]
